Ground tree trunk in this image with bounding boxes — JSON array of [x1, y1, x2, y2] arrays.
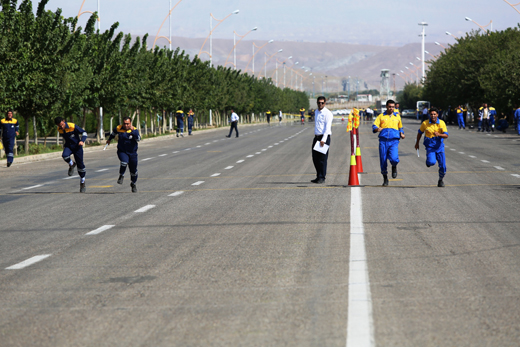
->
[[24, 116, 30, 154], [44, 136, 47, 147], [95, 108, 100, 143], [32, 116, 38, 146], [136, 108, 141, 132], [144, 110, 148, 136], [163, 109, 166, 134], [82, 108, 87, 129]]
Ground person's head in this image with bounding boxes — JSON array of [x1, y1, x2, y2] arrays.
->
[[189, 108, 193, 112], [230, 108, 234, 113], [395, 103, 400, 109], [122, 116, 132, 130], [6, 110, 13, 119], [386, 99, 395, 114], [429, 107, 440, 122], [483, 103, 488, 108], [54, 116, 66, 130], [317, 96, 326, 110]]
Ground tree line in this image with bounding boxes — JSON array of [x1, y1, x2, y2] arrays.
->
[[0, 0, 309, 153]]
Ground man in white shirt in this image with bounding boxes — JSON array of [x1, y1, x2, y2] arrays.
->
[[278, 110, 283, 125], [226, 109, 239, 138], [311, 96, 333, 184]]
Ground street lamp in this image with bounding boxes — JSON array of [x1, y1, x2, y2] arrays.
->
[[244, 40, 273, 74], [198, 10, 239, 68], [445, 31, 458, 39], [465, 16, 492, 35], [76, 0, 101, 30], [435, 41, 446, 49], [260, 49, 282, 79], [152, 0, 184, 50], [418, 22, 428, 82], [224, 27, 257, 70], [503, 0, 520, 15], [424, 50, 436, 59]]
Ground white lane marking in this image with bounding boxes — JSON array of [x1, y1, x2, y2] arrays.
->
[[247, 155, 254, 158], [6, 255, 52, 270], [494, 166, 505, 170], [205, 143, 211, 145], [96, 169, 109, 172], [268, 146, 273, 148], [262, 149, 267, 151], [274, 143, 279, 145], [142, 158, 153, 161], [196, 146, 201, 148], [255, 152, 261, 154], [172, 151, 179, 154], [22, 185, 44, 190], [511, 174, 520, 178], [285, 138, 288, 140], [86, 225, 115, 236], [469, 155, 477, 158], [169, 191, 184, 197], [158, 154, 167, 157], [185, 148, 191, 151], [225, 166, 234, 170], [458, 152, 465, 154], [347, 185, 374, 347], [450, 149, 456, 151], [192, 181, 205, 186], [63, 176, 79, 180], [213, 140, 218, 142], [135, 205, 156, 213], [236, 160, 245, 163], [211, 173, 221, 177], [481, 160, 490, 163]]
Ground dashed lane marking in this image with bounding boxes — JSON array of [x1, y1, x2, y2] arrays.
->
[[225, 166, 234, 170], [6, 255, 52, 270], [255, 152, 261, 154], [172, 151, 179, 153], [142, 158, 153, 161], [469, 156, 477, 158], [192, 181, 205, 186], [481, 160, 490, 163], [458, 152, 465, 154], [95, 169, 109, 172], [494, 166, 505, 170], [158, 154, 167, 157], [247, 155, 254, 158], [86, 225, 115, 236], [63, 176, 79, 180], [22, 185, 44, 190], [236, 160, 245, 163], [168, 191, 184, 197], [134, 205, 156, 213], [210, 173, 221, 177], [512, 174, 520, 178]]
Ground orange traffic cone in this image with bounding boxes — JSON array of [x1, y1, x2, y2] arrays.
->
[[348, 154, 360, 186], [355, 146, 364, 173]]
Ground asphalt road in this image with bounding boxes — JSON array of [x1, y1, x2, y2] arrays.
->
[[1, 119, 519, 346]]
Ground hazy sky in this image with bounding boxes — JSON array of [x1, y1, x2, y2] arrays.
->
[[39, 0, 520, 46]]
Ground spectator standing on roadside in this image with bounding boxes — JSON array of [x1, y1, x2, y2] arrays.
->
[[415, 107, 449, 187], [106, 116, 140, 193], [395, 103, 401, 115], [489, 105, 497, 132], [372, 99, 405, 186], [0, 110, 19, 167], [456, 105, 465, 130], [176, 108, 184, 137], [366, 107, 374, 121], [266, 109, 272, 125], [226, 109, 239, 138], [311, 96, 333, 184], [55, 117, 88, 193], [187, 109, 195, 136], [514, 105, 520, 135], [479, 103, 490, 132], [422, 106, 429, 122], [278, 110, 283, 125], [496, 113, 509, 133]]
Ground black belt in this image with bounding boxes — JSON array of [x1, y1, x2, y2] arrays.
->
[[314, 134, 329, 139]]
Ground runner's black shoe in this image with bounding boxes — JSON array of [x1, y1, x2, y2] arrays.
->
[[438, 179, 445, 187], [68, 162, 77, 176], [80, 182, 86, 193], [131, 182, 137, 193], [392, 165, 397, 178], [383, 175, 389, 186], [117, 175, 124, 185], [7, 162, 11, 167]]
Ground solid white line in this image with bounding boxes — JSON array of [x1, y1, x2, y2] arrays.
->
[[158, 154, 167, 157], [134, 205, 156, 213], [494, 166, 505, 170], [86, 225, 115, 236], [63, 176, 79, 180], [141, 158, 153, 161], [481, 160, 490, 163], [236, 160, 245, 163], [6, 255, 52, 270], [192, 181, 205, 186], [95, 169, 109, 172], [346, 185, 374, 347], [211, 173, 221, 177], [225, 166, 234, 169], [169, 191, 185, 197], [247, 155, 254, 158], [22, 185, 44, 190]]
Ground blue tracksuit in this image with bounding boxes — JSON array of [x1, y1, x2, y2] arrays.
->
[[187, 112, 194, 135], [108, 125, 141, 184], [176, 110, 184, 134], [489, 107, 497, 131], [419, 118, 449, 179], [456, 108, 465, 129], [1, 117, 19, 164], [514, 108, 520, 135], [373, 112, 404, 175], [58, 122, 87, 178]]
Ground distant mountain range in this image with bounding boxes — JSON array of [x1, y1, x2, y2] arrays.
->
[[145, 35, 447, 93]]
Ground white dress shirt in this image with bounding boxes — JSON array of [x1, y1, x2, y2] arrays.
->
[[231, 112, 239, 122], [314, 107, 333, 143]]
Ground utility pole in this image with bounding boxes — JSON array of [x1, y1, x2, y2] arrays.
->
[[419, 22, 428, 82]]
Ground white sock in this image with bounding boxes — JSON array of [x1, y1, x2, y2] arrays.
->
[[69, 160, 74, 166], [81, 177, 85, 183]]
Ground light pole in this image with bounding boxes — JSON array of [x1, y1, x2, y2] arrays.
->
[[424, 50, 436, 59], [245, 40, 273, 74], [445, 31, 458, 40], [198, 10, 239, 68], [400, 70, 409, 83], [418, 22, 427, 82], [465, 16, 492, 35], [76, 0, 101, 30], [312, 75, 315, 98], [260, 49, 282, 78], [435, 41, 447, 49], [224, 27, 257, 70], [503, 0, 520, 15], [152, 0, 184, 50]]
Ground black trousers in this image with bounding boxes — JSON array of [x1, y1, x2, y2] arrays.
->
[[482, 119, 490, 132], [228, 121, 239, 137], [312, 135, 331, 180]]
